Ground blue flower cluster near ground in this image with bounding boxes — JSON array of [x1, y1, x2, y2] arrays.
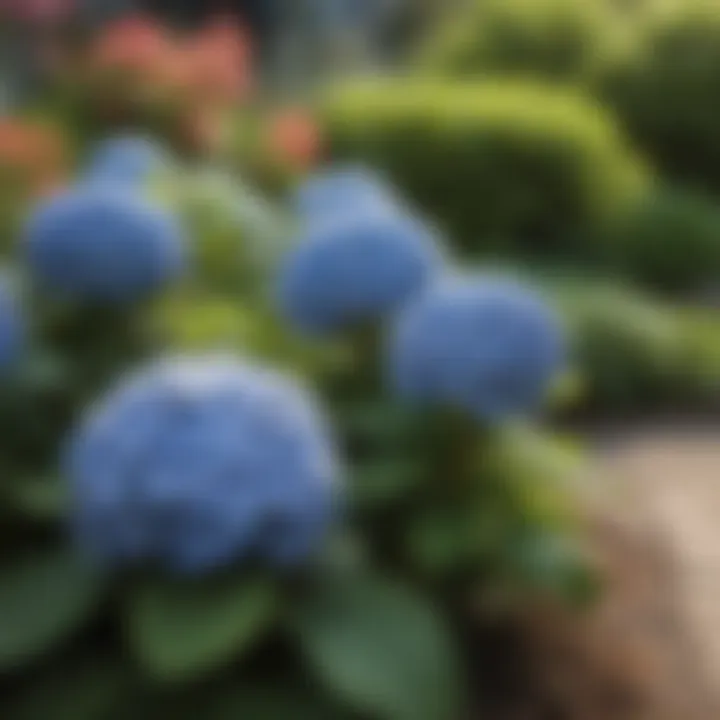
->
[[84, 136, 171, 187], [294, 165, 398, 222], [388, 275, 566, 422], [67, 355, 339, 574], [0, 275, 24, 369], [277, 208, 443, 334], [24, 186, 187, 303]]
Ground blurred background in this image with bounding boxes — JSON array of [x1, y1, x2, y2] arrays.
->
[[0, 0, 719, 718]]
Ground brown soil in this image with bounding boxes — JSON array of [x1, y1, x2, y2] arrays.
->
[[473, 426, 720, 720]]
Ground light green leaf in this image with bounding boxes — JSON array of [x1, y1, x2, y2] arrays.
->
[[127, 573, 278, 682], [293, 573, 462, 720], [0, 547, 104, 669]]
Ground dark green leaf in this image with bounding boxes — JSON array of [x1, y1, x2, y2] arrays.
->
[[0, 547, 104, 669], [352, 459, 423, 508], [12, 476, 68, 520], [7, 657, 134, 720], [204, 683, 353, 720], [127, 573, 278, 682], [293, 572, 462, 720]]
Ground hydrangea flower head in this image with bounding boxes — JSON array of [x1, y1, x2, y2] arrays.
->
[[85, 135, 171, 186], [67, 355, 339, 574], [24, 186, 187, 302], [277, 209, 443, 334], [294, 165, 398, 222], [0, 275, 24, 369], [389, 275, 566, 422]]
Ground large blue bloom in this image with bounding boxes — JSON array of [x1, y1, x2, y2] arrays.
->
[[294, 165, 398, 222], [0, 276, 24, 369], [85, 136, 171, 187], [277, 210, 444, 334], [67, 355, 340, 574], [24, 187, 187, 303], [388, 276, 566, 422]]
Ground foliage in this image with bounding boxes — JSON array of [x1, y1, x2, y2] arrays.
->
[[598, 0, 720, 190], [420, 0, 621, 83], [548, 277, 720, 413], [321, 79, 647, 258], [0, 114, 596, 720], [604, 185, 720, 294]]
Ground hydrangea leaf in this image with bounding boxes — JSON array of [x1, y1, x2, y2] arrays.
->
[[127, 573, 278, 682], [293, 572, 463, 720], [351, 458, 425, 509], [6, 656, 135, 720], [203, 684, 353, 720], [0, 547, 105, 670]]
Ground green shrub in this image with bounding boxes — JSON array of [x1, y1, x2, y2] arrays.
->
[[322, 79, 647, 257], [605, 186, 720, 294], [548, 277, 720, 413], [421, 0, 621, 83], [599, 0, 720, 190]]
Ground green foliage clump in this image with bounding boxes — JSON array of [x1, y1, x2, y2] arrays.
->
[[599, 0, 720, 190], [550, 278, 720, 413], [322, 79, 647, 257], [605, 186, 720, 294], [421, 0, 621, 83]]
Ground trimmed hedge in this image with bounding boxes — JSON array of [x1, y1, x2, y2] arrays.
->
[[420, 0, 620, 83], [549, 278, 720, 413], [322, 79, 648, 257], [604, 186, 720, 295], [599, 0, 720, 190]]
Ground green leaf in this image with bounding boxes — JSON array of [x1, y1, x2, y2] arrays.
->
[[0, 547, 104, 670], [352, 458, 424, 508], [7, 657, 134, 720], [204, 684, 353, 720], [12, 476, 69, 520], [127, 573, 278, 682], [510, 534, 602, 608], [293, 573, 462, 720]]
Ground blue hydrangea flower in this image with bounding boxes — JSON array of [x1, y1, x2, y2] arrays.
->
[[67, 355, 340, 574], [0, 276, 24, 369], [85, 136, 171, 187], [24, 187, 188, 303], [277, 209, 444, 334], [294, 165, 398, 222], [388, 275, 566, 422]]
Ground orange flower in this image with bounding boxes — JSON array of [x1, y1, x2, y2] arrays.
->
[[0, 120, 66, 195], [268, 109, 322, 171], [182, 16, 252, 105], [92, 14, 172, 76]]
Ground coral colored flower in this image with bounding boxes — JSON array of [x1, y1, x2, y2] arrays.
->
[[0, 121, 67, 195], [182, 16, 252, 104], [268, 109, 322, 171], [92, 14, 172, 76], [0, 0, 73, 24]]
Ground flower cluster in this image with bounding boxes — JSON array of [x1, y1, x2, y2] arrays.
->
[[278, 209, 443, 334], [67, 355, 338, 573], [0, 275, 24, 369], [84, 135, 171, 186], [294, 165, 398, 222], [0, 119, 66, 198], [85, 13, 251, 110], [388, 275, 566, 421], [24, 186, 187, 302]]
